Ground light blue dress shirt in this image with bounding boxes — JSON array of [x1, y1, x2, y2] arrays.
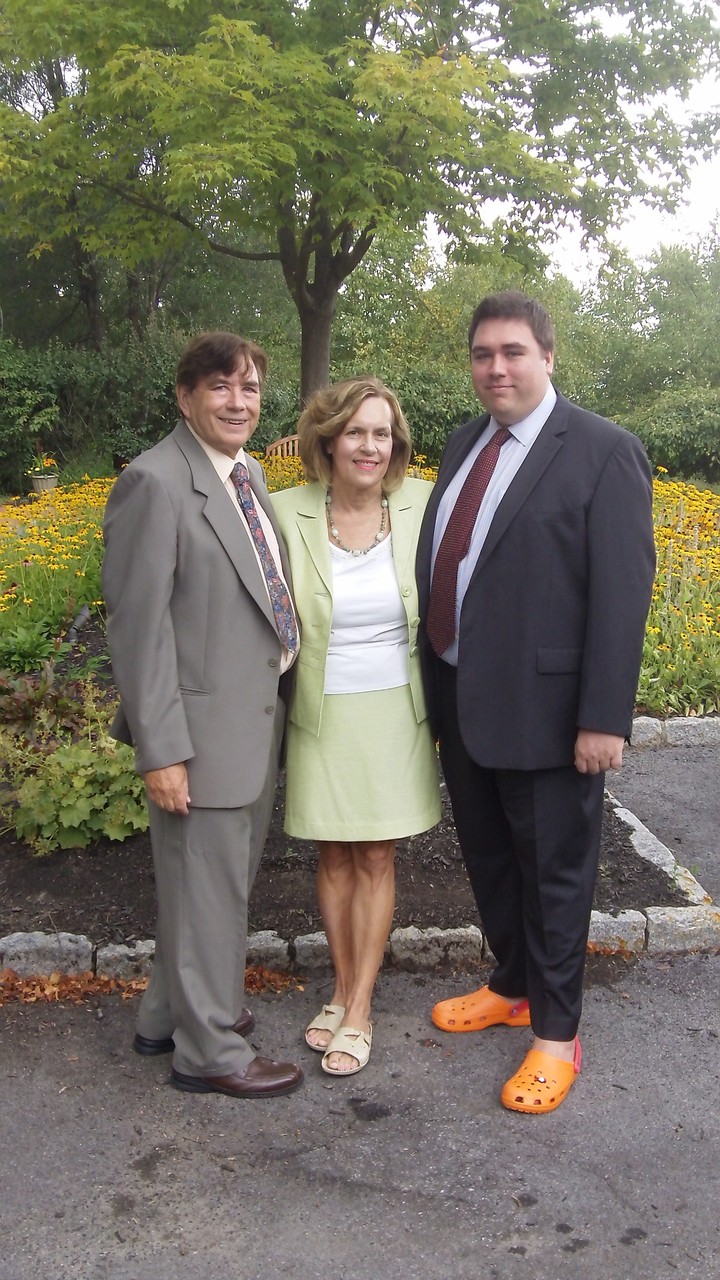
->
[[431, 383, 557, 664]]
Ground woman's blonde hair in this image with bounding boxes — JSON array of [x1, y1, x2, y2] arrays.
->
[[298, 376, 412, 493]]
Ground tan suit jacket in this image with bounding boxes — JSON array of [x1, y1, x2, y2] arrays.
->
[[103, 420, 292, 806]]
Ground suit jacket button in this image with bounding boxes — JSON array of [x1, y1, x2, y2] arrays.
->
[[265, 705, 275, 715], [268, 657, 278, 668]]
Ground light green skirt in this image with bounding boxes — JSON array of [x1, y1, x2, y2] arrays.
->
[[284, 684, 441, 841]]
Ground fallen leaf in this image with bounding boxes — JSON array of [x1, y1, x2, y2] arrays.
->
[[0, 964, 301, 1006]]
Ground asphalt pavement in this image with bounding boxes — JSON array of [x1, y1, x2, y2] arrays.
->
[[1, 955, 719, 1280], [608, 740, 720, 902], [1, 739, 718, 1280]]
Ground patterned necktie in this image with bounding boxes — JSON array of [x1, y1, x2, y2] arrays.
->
[[426, 427, 511, 657], [230, 461, 298, 654]]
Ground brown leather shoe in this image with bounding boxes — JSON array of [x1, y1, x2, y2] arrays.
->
[[171, 1056, 304, 1098], [133, 1007, 255, 1057]]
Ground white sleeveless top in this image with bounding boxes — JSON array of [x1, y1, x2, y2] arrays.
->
[[323, 535, 410, 694]]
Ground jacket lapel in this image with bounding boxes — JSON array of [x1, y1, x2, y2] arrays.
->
[[417, 416, 487, 605], [172, 422, 277, 630], [388, 486, 416, 583], [425, 416, 488, 529], [293, 484, 333, 595], [470, 396, 568, 580]]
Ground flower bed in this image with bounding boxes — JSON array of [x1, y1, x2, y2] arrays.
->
[[0, 469, 718, 715]]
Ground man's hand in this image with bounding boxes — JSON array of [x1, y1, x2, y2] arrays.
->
[[144, 763, 191, 814], [574, 729, 625, 775]]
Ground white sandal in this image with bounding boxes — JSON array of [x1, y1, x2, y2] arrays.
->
[[321, 1024, 373, 1076], [305, 1004, 345, 1051]]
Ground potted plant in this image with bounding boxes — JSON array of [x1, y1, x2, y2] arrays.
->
[[26, 455, 60, 493]]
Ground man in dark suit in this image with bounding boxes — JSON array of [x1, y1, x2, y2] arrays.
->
[[102, 331, 303, 1099], [416, 292, 655, 1113]]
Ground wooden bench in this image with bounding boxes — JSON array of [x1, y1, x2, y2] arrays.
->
[[265, 434, 300, 458]]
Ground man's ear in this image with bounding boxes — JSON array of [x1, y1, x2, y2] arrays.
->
[[176, 384, 190, 418]]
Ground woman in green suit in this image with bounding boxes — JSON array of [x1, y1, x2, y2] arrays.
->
[[272, 377, 441, 1076]]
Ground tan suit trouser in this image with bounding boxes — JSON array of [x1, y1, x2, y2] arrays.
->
[[136, 704, 283, 1076]]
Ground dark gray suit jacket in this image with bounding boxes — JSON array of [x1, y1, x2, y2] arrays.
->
[[102, 420, 292, 807], [416, 392, 656, 770]]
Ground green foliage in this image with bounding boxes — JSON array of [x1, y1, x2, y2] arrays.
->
[[624, 384, 720, 481], [0, 664, 148, 854], [1, 0, 717, 393], [350, 364, 476, 464], [0, 622, 67, 674], [250, 376, 303, 452], [0, 330, 307, 470], [0, 665, 88, 739], [38, 332, 185, 463], [2, 731, 148, 854], [0, 335, 176, 482], [0, 340, 61, 489]]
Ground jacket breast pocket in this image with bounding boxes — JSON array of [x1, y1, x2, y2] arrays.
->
[[536, 647, 582, 674]]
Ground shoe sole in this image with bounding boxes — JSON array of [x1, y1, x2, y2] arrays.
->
[[432, 992, 531, 1033], [431, 1011, 531, 1032], [133, 1036, 174, 1056], [171, 1071, 303, 1099]]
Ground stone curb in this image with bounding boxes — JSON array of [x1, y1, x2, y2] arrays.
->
[[1, 794, 717, 979], [631, 714, 720, 748]]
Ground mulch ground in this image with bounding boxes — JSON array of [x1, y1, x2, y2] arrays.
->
[[0, 619, 689, 947], [0, 777, 688, 947]]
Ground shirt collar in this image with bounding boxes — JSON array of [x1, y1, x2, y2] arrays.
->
[[489, 382, 557, 448], [184, 420, 247, 482]]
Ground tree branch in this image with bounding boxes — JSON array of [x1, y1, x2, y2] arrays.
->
[[84, 177, 281, 262]]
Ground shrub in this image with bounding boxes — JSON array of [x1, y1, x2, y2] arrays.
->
[[0, 340, 61, 491], [0, 622, 67, 674], [0, 694, 148, 855], [624, 384, 720, 482], [0, 665, 88, 739], [330, 359, 476, 464], [5, 734, 148, 854]]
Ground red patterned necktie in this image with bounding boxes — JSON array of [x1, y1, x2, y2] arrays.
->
[[427, 427, 511, 657], [230, 462, 298, 654]]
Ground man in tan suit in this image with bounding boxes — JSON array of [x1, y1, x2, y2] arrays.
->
[[102, 331, 303, 1098]]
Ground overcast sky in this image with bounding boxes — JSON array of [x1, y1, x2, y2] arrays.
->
[[554, 69, 720, 276], [614, 70, 720, 261]]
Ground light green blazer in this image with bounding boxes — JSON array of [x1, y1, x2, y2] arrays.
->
[[271, 477, 433, 737]]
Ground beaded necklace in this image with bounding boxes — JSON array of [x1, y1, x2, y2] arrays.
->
[[325, 489, 389, 556]]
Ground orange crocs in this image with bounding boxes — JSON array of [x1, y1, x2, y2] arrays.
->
[[501, 1038, 582, 1114], [432, 985, 531, 1032]]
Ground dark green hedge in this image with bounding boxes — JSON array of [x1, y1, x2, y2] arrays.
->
[[2, 335, 718, 490]]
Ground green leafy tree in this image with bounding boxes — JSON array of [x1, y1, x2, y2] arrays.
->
[[0, 0, 718, 395]]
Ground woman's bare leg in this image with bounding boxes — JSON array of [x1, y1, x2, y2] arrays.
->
[[324, 839, 396, 1072], [306, 841, 356, 1049]]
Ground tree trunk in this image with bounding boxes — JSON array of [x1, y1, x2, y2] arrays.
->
[[75, 249, 105, 351], [297, 299, 335, 402], [276, 203, 375, 402], [126, 270, 145, 338]]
